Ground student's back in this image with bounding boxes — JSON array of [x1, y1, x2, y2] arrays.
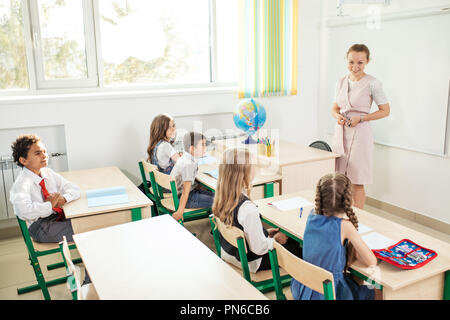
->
[[290, 173, 377, 300], [291, 211, 355, 300]]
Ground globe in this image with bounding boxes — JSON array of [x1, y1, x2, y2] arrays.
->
[[233, 99, 267, 144]]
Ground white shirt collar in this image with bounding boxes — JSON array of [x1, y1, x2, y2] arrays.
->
[[22, 166, 46, 185]]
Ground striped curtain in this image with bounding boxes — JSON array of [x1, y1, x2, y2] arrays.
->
[[238, 0, 298, 98]]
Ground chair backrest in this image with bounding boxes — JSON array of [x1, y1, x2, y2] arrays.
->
[[272, 241, 335, 299], [60, 236, 82, 299], [152, 169, 180, 210], [309, 140, 332, 152], [138, 160, 158, 196], [212, 215, 247, 253]]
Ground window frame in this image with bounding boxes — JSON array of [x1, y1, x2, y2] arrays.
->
[[0, 0, 236, 96], [27, 0, 98, 89]]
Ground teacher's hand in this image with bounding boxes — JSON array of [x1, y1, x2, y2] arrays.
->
[[335, 113, 347, 126], [347, 116, 361, 127]]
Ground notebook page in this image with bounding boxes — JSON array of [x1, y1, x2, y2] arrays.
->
[[362, 232, 395, 250], [357, 223, 373, 234], [270, 197, 313, 211]]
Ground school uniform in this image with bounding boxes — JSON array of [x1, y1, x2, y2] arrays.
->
[[290, 210, 374, 300], [332, 74, 388, 185], [170, 152, 214, 208], [220, 194, 301, 273], [10, 166, 80, 243], [151, 140, 177, 174]]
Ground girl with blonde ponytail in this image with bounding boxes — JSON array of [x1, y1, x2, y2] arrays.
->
[[291, 173, 378, 300], [212, 147, 301, 273]]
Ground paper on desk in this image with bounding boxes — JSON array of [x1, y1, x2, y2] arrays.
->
[[204, 169, 219, 179], [357, 223, 373, 234], [198, 155, 217, 165], [87, 186, 129, 208], [362, 232, 395, 250], [269, 197, 313, 211]]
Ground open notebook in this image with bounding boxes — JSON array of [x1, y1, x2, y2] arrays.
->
[[198, 155, 218, 165], [362, 232, 396, 250], [87, 186, 129, 208], [204, 169, 219, 179], [268, 197, 313, 211]]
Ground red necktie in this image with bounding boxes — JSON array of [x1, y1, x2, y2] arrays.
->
[[39, 179, 64, 221]]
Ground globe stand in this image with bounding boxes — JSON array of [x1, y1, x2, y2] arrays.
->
[[242, 136, 258, 144]]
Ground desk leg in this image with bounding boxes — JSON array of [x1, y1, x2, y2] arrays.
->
[[131, 208, 142, 221], [445, 270, 450, 300], [264, 183, 274, 198]]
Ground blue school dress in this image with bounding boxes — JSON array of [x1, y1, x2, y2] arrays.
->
[[290, 210, 374, 300], [152, 140, 175, 174]]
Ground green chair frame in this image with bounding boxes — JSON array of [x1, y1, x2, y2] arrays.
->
[[268, 242, 335, 300], [209, 214, 291, 294], [16, 217, 81, 300], [138, 160, 159, 217], [151, 169, 211, 224]]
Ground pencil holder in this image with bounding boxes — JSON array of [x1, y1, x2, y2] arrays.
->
[[265, 145, 272, 157], [258, 144, 266, 155]]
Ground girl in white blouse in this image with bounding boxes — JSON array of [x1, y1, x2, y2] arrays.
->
[[147, 113, 181, 174], [212, 147, 301, 272]]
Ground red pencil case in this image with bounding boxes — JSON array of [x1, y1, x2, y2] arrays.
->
[[372, 239, 437, 270]]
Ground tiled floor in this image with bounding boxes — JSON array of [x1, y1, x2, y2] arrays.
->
[[0, 204, 448, 300]]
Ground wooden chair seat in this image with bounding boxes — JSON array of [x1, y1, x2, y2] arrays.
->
[[225, 260, 288, 282], [32, 239, 75, 252]]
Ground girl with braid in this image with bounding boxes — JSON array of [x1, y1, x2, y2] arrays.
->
[[290, 173, 377, 300]]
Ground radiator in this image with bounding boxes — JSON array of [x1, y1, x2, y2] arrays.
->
[[0, 153, 66, 221]]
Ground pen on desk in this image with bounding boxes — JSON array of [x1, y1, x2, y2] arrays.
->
[[299, 207, 303, 218]]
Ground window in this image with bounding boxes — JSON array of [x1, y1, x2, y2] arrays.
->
[[0, 0, 238, 93], [0, 0, 29, 90], [29, 0, 97, 88]]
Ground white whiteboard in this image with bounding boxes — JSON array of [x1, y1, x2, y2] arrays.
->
[[324, 11, 450, 155]]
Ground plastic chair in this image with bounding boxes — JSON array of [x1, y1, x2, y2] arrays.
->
[[16, 216, 81, 300], [152, 169, 211, 223], [269, 241, 335, 300], [209, 214, 291, 293], [59, 236, 98, 300], [309, 140, 332, 152]]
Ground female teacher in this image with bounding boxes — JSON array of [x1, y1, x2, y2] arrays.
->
[[331, 44, 390, 209]]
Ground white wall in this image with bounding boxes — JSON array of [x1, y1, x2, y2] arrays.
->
[[318, 0, 450, 224], [0, 1, 322, 188]]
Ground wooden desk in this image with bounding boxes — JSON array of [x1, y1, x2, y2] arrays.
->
[[60, 166, 152, 234], [197, 163, 282, 198], [254, 190, 450, 300], [213, 138, 340, 194], [73, 215, 268, 300]]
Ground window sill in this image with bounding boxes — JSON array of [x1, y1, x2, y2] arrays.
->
[[0, 85, 238, 105]]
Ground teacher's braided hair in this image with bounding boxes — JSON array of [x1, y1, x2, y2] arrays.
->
[[315, 173, 358, 273]]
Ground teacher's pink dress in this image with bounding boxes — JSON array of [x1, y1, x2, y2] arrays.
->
[[332, 74, 386, 185]]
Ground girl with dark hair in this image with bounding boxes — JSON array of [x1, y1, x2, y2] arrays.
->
[[147, 113, 181, 174]]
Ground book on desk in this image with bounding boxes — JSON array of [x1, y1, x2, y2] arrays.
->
[[86, 186, 129, 207]]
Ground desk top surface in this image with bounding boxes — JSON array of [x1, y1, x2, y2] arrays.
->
[[60, 166, 152, 218], [254, 190, 450, 291], [196, 164, 282, 191], [73, 214, 267, 300], [214, 138, 340, 166]]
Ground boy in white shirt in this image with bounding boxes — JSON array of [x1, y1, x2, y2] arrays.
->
[[10, 134, 80, 243], [170, 132, 214, 221]]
